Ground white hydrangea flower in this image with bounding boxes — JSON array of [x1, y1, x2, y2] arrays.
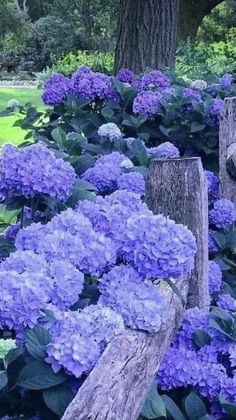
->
[[190, 80, 207, 91], [0, 338, 16, 359], [120, 158, 134, 169], [98, 123, 123, 141]]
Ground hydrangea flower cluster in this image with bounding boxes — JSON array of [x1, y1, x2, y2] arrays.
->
[[204, 170, 219, 199], [116, 68, 134, 84], [205, 99, 225, 126], [99, 265, 168, 332], [133, 91, 162, 116], [16, 209, 117, 277], [97, 123, 123, 141], [123, 214, 197, 280], [0, 143, 76, 201], [147, 142, 180, 159], [220, 73, 233, 89], [46, 305, 124, 378], [0, 338, 16, 359], [141, 70, 171, 90], [82, 152, 133, 193], [117, 172, 145, 195], [72, 67, 118, 101], [158, 307, 236, 404], [190, 80, 207, 91], [217, 293, 236, 311], [209, 199, 236, 228], [208, 261, 222, 294], [42, 73, 72, 105]]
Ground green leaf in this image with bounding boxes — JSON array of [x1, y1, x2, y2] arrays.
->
[[5, 347, 23, 365], [101, 106, 115, 120], [226, 232, 236, 254], [25, 326, 52, 360], [184, 392, 207, 419], [193, 329, 212, 349], [190, 122, 206, 133], [141, 383, 166, 419], [212, 232, 227, 250], [43, 385, 74, 416], [128, 138, 148, 166], [51, 127, 67, 149], [219, 398, 236, 417], [17, 361, 67, 390], [0, 372, 8, 390], [162, 395, 186, 420]]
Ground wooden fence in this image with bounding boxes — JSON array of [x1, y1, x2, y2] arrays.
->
[[62, 97, 235, 420]]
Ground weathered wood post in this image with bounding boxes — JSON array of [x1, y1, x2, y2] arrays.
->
[[146, 157, 209, 310], [62, 157, 209, 420], [219, 97, 236, 206]]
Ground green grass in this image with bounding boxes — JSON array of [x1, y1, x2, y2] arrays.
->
[[0, 87, 45, 146]]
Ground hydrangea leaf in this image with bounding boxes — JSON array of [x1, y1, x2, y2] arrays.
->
[[184, 392, 207, 419], [161, 395, 186, 420], [43, 385, 74, 416], [17, 361, 67, 390], [141, 383, 166, 419], [25, 326, 52, 360]]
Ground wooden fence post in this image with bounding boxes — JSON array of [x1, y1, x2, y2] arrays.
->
[[146, 157, 209, 310], [219, 96, 236, 206], [62, 157, 209, 420]]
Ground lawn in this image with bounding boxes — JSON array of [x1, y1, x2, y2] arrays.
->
[[0, 87, 44, 146]]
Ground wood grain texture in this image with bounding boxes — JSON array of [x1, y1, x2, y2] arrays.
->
[[62, 278, 188, 420], [146, 157, 209, 309], [219, 97, 236, 206], [62, 157, 208, 420]]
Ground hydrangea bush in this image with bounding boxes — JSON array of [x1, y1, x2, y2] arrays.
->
[[1, 66, 236, 418]]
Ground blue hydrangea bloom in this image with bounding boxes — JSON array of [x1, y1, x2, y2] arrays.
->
[[209, 199, 236, 228], [46, 305, 124, 378], [99, 265, 169, 332], [0, 143, 76, 201], [116, 68, 134, 84], [133, 91, 161, 116], [217, 294, 236, 311], [117, 172, 145, 195], [205, 99, 224, 126], [147, 142, 180, 159], [42, 73, 72, 105], [142, 70, 170, 90], [209, 261, 222, 294], [220, 73, 233, 89], [123, 214, 197, 280], [72, 67, 119, 101], [204, 170, 219, 199]]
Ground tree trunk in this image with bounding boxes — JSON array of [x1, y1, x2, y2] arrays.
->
[[114, 0, 180, 73], [178, 0, 224, 41]]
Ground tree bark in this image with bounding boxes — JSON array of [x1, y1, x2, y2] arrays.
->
[[114, 0, 180, 73], [146, 157, 209, 310], [178, 0, 224, 41], [62, 157, 209, 420], [219, 97, 236, 207]]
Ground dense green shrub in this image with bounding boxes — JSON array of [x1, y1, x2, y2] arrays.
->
[[52, 50, 114, 75], [176, 40, 236, 79]]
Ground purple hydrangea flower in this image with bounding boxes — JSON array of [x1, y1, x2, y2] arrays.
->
[[133, 91, 161, 116], [209, 261, 222, 294], [217, 294, 236, 311], [117, 172, 145, 195], [42, 73, 72, 105], [123, 214, 197, 280], [46, 305, 124, 378], [99, 265, 169, 332], [142, 70, 170, 90], [5, 224, 20, 241], [209, 199, 236, 229], [72, 67, 119, 102], [182, 88, 202, 112], [205, 99, 224, 127], [131, 79, 142, 90], [204, 170, 219, 199], [0, 143, 76, 201], [82, 152, 127, 193], [147, 142, 180, 159], [220, 73, 233, 90], [116, 68, 134, 84]]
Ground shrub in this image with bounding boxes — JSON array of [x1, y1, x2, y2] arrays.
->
[[1, 66, 236, 418], [52, 50, 114, 75]]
